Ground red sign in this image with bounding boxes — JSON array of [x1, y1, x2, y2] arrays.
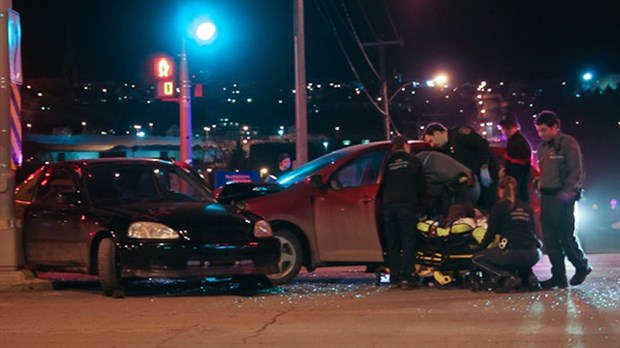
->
[[153, 56, 174, 80]]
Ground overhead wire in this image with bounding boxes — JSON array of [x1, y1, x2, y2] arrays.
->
[[384, 0, 400, 39], [313, 0, 387, 116], [339, 0, 382, 80], [357, 0, 379, 41]]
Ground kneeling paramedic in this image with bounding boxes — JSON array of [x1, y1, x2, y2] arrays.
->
[[472, 176, 542, 293]]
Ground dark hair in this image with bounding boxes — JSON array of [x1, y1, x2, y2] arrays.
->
[[420, 122, 447, 139], [499, 112, 519, 129], [391, 134, 408, 150], [535, 110, 561, 128], [499, 176, 518, 209], [278, 153, 290, 162]]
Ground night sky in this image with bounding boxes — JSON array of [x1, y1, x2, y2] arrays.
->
[[13, 0, 620, 86]]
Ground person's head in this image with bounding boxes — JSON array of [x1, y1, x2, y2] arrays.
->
[[534, 110, 561, 142], [498, 176, 518, 208], [499, 112, 520, 138], [391, 134, 409, 153], [278, 153, 291, 171], [421, 123, 448, 148]]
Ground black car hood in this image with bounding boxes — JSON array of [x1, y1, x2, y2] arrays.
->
[[216, 182, 282, 204], [96, 201, 261, 242]]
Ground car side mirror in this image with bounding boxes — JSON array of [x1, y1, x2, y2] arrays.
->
[[310, 174, 323, 188]]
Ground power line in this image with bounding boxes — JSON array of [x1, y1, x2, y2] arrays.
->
[[313, 0, 386, 116]]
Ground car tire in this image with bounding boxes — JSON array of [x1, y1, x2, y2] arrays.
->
[[267, 229, 302, 285], [98, 238, 123, 297]]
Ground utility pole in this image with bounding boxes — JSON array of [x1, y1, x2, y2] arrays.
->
[[178, 38, 192, 165], [0, 0, 23, 270], [362, 39, 402, 140], [293, 0, 308, 166]]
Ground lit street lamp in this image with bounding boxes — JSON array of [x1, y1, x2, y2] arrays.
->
[[179, 17, 216, 165]]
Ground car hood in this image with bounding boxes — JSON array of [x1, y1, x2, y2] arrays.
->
[[215, 182, 283, 204], [95, 202, 261, 242]]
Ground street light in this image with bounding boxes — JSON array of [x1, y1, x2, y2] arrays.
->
[[179, 18, 216, 165]]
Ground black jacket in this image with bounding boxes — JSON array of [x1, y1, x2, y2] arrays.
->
[[481, 200, 541, 250], [381, 150, 425, 208]]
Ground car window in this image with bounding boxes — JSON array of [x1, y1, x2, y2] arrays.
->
[[330, 150, 387, 190], [35, 167, 79, 204], [87, 163, 213, 204], [15, 167, 44, 202]]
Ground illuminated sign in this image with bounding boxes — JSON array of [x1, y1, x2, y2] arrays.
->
[[153, 55, 176, 100], [153, 56, 174, 80]]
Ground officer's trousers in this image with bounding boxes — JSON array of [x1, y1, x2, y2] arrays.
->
[[540, 194, 590, 278], [472, 247, 542, 279], [383, 203, 418, 283]]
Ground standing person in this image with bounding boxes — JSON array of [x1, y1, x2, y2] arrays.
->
[[499, 113, 532, 203], [274, 153, 292, 177], [534, 110, 591, 289], [421, 122, 498, 211], [380, 135, 425, 290], [472, 176, 542, 293]]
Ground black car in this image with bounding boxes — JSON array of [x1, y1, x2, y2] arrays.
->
[[14, 158, 281, 296]]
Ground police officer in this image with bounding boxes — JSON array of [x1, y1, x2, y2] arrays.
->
[[499, 113, 532, 203], [380, 135, 425, 290], [472, 176, 542, 293], [422, 122, 498, 211], [534, 110, 591, 289]]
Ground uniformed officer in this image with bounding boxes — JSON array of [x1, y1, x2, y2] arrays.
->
[[472, 176, 542, 293], [499, 113, 532, 203], [421, 122, 498, 210], [380, 135, 425, 290], [534, 110, 591, 289]]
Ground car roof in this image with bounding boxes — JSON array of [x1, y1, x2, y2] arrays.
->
[[329, 139, 431, 155], [50, 157, 173, 168]]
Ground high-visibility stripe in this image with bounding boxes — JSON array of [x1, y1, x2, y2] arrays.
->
[[10, 83, 22, 169], [504, 153, 529, 165]]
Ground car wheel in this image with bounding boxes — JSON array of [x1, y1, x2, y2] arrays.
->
[[267, 229, 302, 285], [98, 238, 123, 297]]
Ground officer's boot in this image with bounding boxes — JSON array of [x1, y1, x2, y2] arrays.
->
[[495, 272, 521, 293], [541, 249, 568, 289]]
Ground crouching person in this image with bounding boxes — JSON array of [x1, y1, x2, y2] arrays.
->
[[472, 176, 542, 293]]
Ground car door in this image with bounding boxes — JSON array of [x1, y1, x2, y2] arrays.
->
[[313, 149, 388, 261], [24, 166, 88, 268]]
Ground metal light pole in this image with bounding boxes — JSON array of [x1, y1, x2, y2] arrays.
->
[[0, 0, 23, 270], [178, 38, 192, 165], [294, 0, 308, 166]]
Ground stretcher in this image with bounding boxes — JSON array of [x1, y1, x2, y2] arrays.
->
[[413, 216, 492, 287]]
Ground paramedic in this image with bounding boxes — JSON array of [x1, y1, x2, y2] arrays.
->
[[472, 176, 542, 293], [380, 135, 425, 290]]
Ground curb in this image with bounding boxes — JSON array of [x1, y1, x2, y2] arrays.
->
[[0, 270, 53, 292]]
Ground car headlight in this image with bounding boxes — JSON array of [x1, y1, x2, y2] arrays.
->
[[253, 220, 273, 238], [128, 222, 180, 239]]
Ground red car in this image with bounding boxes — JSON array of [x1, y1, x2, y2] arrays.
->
[[215, 141, 539, 285]]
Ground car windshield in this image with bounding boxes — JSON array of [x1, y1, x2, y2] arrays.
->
[[276, 148, 352, 187], [86, 163, 215, 204]]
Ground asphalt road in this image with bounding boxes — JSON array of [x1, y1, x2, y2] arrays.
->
[[1, 254, 619, 348]]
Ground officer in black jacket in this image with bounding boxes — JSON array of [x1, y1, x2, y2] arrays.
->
[[472, 176, 542, 293], [499, 113, 532, 202], [422, 122, 498, 211], [380, 135, 425, 290]]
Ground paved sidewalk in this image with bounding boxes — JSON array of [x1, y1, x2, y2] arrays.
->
[[0, 270, 52, 292]]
